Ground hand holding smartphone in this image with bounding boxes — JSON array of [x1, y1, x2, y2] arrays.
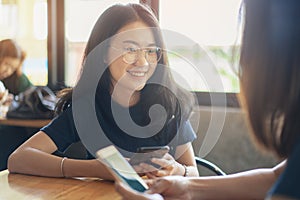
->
[[129, 146, 170, 167], [96, 145, 149, 192]]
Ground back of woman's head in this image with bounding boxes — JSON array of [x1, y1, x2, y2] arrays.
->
[[239, 0, 300, 157]]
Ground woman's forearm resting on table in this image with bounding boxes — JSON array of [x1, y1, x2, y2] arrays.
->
[[8, 147, 114, 179], [184, 167, 281, 200], [7, 131, 114, 179], [143, 163, 284, 200]]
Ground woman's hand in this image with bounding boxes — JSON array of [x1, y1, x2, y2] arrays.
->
[[0, 89, 8, 104], [4, 93, 13, 105], [133, 153, 185, 178], [115, 176, 191, 200], [115, 182, 164, 200]]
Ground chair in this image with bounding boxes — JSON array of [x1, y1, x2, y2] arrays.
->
[[195, 156, 226, 176]]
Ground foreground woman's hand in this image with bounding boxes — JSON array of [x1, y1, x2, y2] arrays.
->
[[115, 182, 164, 200], [115, 176, 191, 200]]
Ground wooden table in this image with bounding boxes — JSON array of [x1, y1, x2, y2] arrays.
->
[[0, 170, 121, 199], [0, 118, 51, 128]]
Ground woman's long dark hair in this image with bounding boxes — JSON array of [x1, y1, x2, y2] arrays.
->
[[56, 3, 194, 122], [239, 0, 300, 158]]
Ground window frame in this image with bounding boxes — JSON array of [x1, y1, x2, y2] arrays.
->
[[48, 0, 65, 90], [47, 0, 239, 107]]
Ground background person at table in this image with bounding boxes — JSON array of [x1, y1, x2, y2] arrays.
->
[[0, 39, 33, 171], [0, 39, 32, 95], [115, 0, 300, 199], [8, 3, 199, 179]]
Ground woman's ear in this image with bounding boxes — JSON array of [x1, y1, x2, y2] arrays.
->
[[104, 43, 113, 65], [15, 60, 23, 76], [104, 48, 111, 65], [103, 54, 108, 64], [16, 65, 22, 76], [20, 50, 26, 63]]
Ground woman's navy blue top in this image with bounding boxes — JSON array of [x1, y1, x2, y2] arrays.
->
[[41, 89, 196, 159]]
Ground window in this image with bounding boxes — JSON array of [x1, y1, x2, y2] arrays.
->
[[0, 0, 48, 85], [159, 0, 242, 93]]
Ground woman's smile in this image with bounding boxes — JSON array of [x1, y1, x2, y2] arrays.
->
[[127, 67, 149, 78], [127, 70, 147, 77]]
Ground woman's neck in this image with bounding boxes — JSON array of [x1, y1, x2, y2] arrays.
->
[[110, 87, 140, 107]]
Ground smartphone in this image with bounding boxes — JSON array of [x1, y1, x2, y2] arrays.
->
[[129, 146, 170, 167], [96, 145, 149, 192]]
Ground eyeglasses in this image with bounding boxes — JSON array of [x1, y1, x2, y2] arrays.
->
[[111, 46, 162, 64]]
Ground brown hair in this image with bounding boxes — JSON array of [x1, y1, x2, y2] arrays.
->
[[0, 39, 26, 76], [0, 39, 27, 93], [239, 0, 300, 158]]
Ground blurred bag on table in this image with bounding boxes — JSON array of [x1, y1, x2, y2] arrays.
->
[[6, 86, 57, 119]]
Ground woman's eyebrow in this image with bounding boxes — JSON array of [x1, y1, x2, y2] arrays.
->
[[122, 40, 156, 47]]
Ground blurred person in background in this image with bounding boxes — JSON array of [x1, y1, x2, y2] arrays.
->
[[0, 39, 33, 171]]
